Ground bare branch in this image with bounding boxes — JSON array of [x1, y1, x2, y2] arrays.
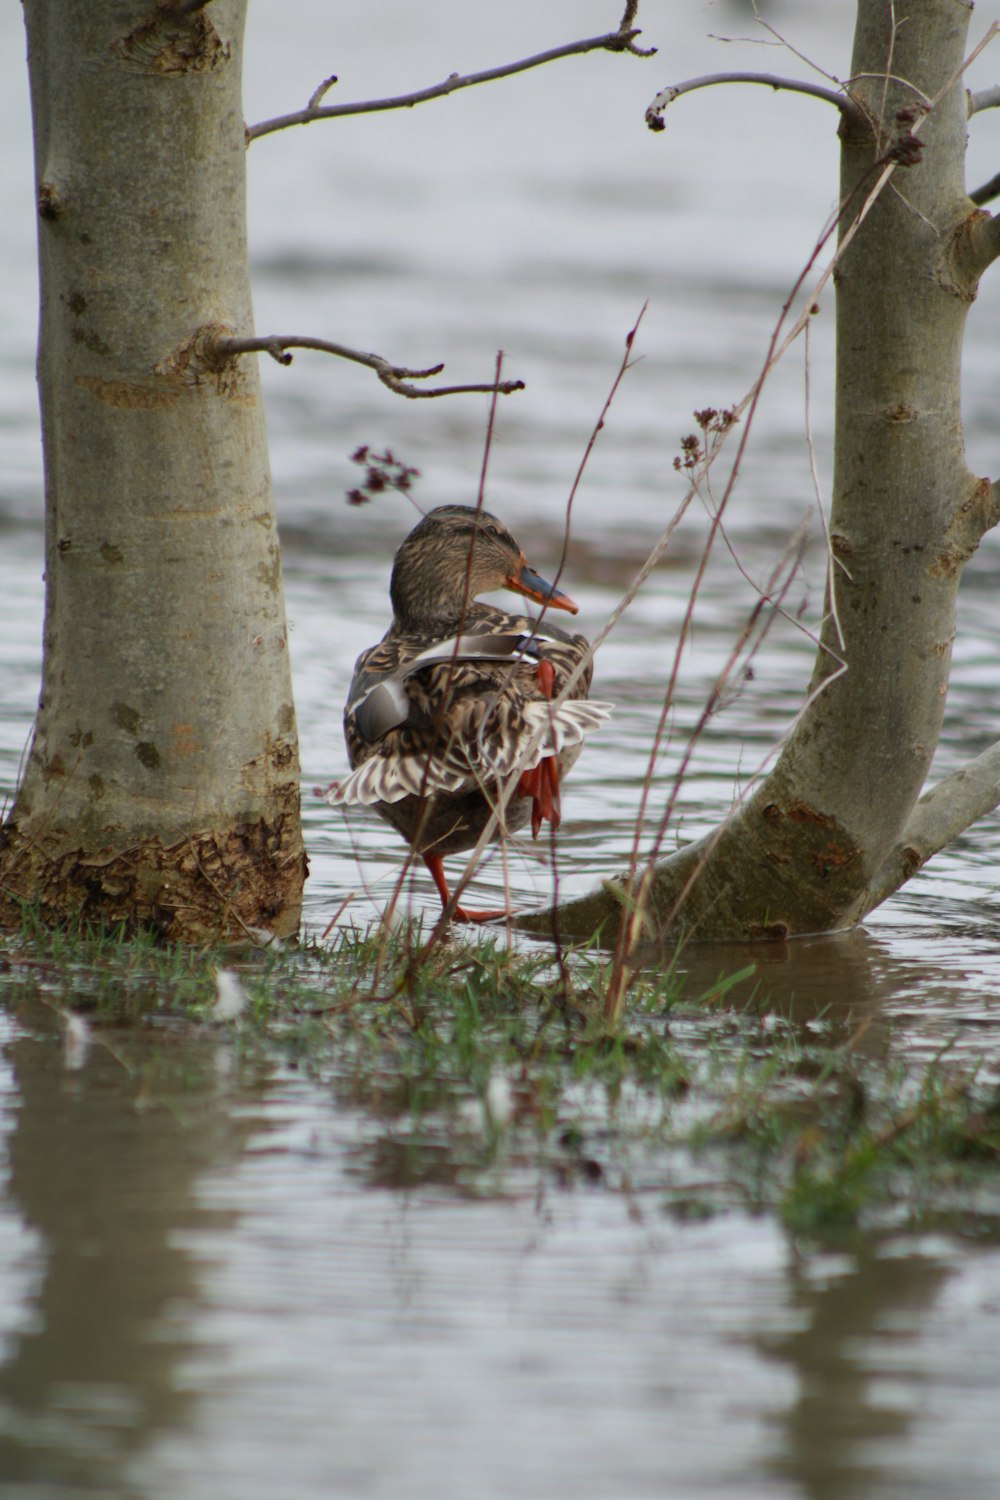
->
[[645, 71, 863, 132], [248, 13, 655, 143], [209, 332, 525, 401], [970, 169, 1000, 207], [864, 741, 1000, 913], [969, 84, 1000, 114]]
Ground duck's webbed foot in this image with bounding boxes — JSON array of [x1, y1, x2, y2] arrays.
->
[[423, 854, 512, 924]]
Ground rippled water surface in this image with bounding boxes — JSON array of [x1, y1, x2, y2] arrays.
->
[[3, 2, 1000, 1496]]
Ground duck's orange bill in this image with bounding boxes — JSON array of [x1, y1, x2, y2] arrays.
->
[[505, 559, 579, 615]]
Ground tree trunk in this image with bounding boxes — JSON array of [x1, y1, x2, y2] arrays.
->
[[0, 0, 306, 941], [520, 0, 1000, 949]]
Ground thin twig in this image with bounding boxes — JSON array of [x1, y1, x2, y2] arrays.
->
[[684, 413, 833, 664], [804, 317, 849, 656], [875, 2, 902, 156], [752, 11, 846, 92], [601, 171, 894, 959], [650, 526, 811, 867], [539, 304, 647, 969], [600, 29, 1000, 951], [405, 354, 514, 938], [477, 352, 505, 510], [249, 10, 654, 142], [850, 70, 930, 108], [712, 24, 1000, 426], [520, 25, 1000, 956], [604, 527, 811, 1023], [211, 333, 524, 401], [645, 72, 861, 132], [427, 314, 646, 945], [414, 315, 637, 939], [618, 167, 861, 896]]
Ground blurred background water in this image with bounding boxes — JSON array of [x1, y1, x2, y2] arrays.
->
[[2, 3, 1000, 1497]]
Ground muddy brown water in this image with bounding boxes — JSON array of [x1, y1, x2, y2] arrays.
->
[[3, 3, 1000, 1495]]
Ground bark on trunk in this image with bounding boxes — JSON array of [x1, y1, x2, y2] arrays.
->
[[0, 0, 306, 940], [520, 0, 1000, 948]]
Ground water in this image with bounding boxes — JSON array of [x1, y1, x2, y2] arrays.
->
[[3, 2, 1000, 1495]]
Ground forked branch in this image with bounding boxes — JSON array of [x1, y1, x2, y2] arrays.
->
[[209, 332, 524, 400], [248, 2, 654, 142]]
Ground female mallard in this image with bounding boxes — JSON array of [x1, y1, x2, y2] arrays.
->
[[326, 504, 610, 921]]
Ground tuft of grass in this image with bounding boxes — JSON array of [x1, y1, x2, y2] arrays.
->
[[2, 912, 1000, 1240]]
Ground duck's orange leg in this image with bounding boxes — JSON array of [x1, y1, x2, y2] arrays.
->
[[422, 854, 511, 924], [517, 659, 562, 839]]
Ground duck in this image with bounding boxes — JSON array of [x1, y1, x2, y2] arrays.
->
[[325, 504, 611, 921]]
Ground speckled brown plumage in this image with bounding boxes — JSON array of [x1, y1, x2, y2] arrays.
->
[[326, 505, 610, 919]]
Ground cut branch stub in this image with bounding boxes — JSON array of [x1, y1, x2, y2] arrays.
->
[[969, 84, 1000, 115]]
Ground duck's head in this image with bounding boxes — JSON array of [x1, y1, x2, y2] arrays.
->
[[389, 505, 578, 633]]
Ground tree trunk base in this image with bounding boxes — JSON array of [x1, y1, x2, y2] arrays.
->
[[0, 813, 306, 943]]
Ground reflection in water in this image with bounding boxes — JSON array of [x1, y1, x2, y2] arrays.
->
[[764, 1243, 951, 1500], [675, 924, 1000, 1075], [0, 951, 995, 1496], [0, 1008, 256, 1494]]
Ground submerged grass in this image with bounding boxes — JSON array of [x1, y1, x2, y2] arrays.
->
[[2, 912, 1000, 1240]]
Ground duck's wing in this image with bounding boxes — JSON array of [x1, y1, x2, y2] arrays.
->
[[348, 630, 557, 744], [330, 622, 611, 808], [328, 696, 613, 807], [483, 697, 614, 777], [325, 747, 471, 807]]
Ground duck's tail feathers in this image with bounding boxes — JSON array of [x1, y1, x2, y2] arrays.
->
[[326, 700, 613, 807], [487, 699, 613, 776], [324, 755, 469, 808]]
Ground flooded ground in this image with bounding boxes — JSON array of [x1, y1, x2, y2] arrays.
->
[[3, 2, 1000, 1495], [1, 958, 1000, 1500]]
